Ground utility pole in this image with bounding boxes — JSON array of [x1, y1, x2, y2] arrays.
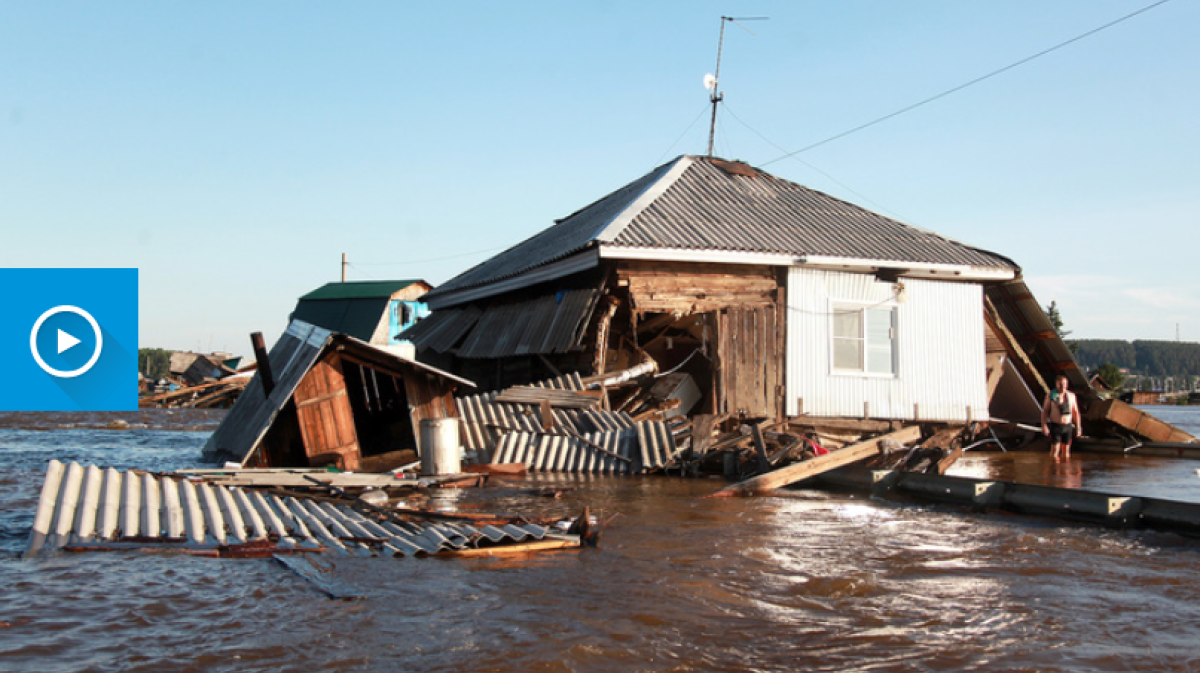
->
[[341, 253, 347, 283]]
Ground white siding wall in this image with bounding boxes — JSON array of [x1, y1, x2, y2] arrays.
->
[[785, 268, 987, 422]]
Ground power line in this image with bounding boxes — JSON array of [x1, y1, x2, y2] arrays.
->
[[720, 100, 907, 220], [350, 245, 509, 267], [761, 0, 1177, 167], [654, 103, 712, 166]]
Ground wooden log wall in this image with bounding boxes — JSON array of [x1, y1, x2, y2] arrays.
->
[[616, 261, 776, 315]]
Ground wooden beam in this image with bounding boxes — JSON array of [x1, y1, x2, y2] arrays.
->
[[788, 417, 895, 433], [710, 425, 922, 497]]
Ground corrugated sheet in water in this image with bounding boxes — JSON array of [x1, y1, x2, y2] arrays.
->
[[26, 461, 552, 558], [457, 372, 636, 457], [487, 422, 675, 475]]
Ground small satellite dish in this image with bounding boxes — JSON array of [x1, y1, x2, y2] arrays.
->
[[703, 73, 718, 91]]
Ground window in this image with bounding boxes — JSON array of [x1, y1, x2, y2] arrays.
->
[[831, 303, 896, 375]]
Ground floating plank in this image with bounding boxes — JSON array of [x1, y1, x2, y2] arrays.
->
[[710, 426, 922, 497]]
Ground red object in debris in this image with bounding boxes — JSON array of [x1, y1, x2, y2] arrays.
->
[[806, 437, 829, 456]]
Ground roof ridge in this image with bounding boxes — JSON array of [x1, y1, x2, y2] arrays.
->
[[593, 155, 694, 243]]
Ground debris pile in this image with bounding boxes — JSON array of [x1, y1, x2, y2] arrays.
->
[[456, 371, 680, 474]]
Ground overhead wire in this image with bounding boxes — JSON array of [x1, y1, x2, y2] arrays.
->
[[760, 0, 1178, 167], [722, 102, 912, 222], [654, 103, 714, 166]]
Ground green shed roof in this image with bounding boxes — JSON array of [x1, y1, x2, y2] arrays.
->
[[298, 280, 426, 302]]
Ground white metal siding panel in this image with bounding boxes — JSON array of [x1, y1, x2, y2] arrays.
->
[[786, 268, 987, 422]]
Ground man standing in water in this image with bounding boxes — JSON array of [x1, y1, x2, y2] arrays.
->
[[1042, 375, 1082, 460]]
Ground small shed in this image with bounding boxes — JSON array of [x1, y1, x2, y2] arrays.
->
[[290, 280, 433, 353], [202, 319, 474, 472]]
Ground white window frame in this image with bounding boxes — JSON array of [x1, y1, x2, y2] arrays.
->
[[829, 300, 898, 378]]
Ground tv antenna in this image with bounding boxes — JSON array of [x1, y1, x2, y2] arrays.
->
[[705, 15, 768, 157]]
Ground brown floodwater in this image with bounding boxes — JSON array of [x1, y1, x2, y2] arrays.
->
[[2, 408, 1200, 672]]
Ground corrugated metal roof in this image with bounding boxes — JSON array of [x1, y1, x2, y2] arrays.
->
[[401, 306, 483, 353], [615, 159, 1016, 269], [290, 297, 386, 343], [424, 158, 682, 302], [455, 289, 600, 359], [27, 460, 555, 558], [425, 155, 1017, 306]]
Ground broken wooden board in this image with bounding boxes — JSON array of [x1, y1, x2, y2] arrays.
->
[[709, 426, 922, 497], [1085, 399, 1196, 443]]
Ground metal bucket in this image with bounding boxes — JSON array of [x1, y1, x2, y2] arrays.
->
[[419, 418, 461, 476]]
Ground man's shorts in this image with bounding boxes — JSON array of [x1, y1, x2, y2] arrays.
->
[[1049, 422, 1074, 444]]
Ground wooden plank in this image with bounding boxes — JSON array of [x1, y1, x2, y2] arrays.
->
[[788, 417, 896, 433], [710, 426, 922, 497]]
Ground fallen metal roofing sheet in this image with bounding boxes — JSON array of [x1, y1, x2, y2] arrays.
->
[[26, 461, 553, 558], [455, 373, 649, 462], [478, 420, 676, 475]]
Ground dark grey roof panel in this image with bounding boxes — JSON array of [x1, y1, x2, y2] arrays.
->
[[455, 289, 599, 359], [614, 159, 1014, 269], [401, 306, 482, 354], [425, 158, 683, 300]]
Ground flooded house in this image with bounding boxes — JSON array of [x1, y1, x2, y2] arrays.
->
[[401, 154, 1190, 454], [402, 156, 1020, 424]]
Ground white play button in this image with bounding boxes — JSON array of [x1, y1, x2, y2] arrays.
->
[[57, 329, 81, 354]]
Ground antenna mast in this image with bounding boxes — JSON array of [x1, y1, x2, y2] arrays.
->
[[705, 15, 767, 157]]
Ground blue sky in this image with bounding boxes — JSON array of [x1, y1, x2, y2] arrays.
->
[[2, 1, 1196, 354]]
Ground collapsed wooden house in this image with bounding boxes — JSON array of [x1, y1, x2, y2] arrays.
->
[[402, 154, 1190, 449], [202, 319, 474, 472]]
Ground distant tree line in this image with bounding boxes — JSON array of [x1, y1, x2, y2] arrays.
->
[[139, 348, 172, 380], [1074, 339, 1200, 378]]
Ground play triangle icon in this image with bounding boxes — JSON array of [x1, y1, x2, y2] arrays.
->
[[57, 329, 81, 354]]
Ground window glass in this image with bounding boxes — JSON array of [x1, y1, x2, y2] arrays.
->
[[866, 308, 894, 374], [831, 303, 896, 375]]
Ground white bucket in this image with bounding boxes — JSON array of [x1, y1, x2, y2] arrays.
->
[[419, 418, 461, 476]]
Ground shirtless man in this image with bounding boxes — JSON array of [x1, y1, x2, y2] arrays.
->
[[1041, 375, 1082, 460]]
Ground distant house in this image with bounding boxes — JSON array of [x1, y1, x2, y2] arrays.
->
[[403, 154, 1086, 427], [290, 280, 432, 356], [169, 351, 240, 386]]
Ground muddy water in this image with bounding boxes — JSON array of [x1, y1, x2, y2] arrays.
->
[[3, 409, 1200, 672]]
